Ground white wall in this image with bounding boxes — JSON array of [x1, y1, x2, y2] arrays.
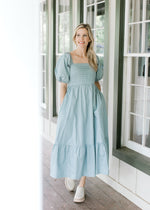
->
[[0, 1, 42, 210]]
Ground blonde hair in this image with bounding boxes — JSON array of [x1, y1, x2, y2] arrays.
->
[[72, 23, 98, 72]]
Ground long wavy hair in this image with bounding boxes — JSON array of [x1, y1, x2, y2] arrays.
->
[[72, 23, 98, 72]]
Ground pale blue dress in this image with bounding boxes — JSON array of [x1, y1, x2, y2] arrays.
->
[[50, 52, 109, 180]]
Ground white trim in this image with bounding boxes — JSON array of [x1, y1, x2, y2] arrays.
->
[[86, 1, 105, 7], [124, 53, 150, 57], [97, 174, 150, 210], [128, 20, 150, 25], [129, 112, 150, 120], [129, 84, 150, 88], [124, 0, 129, 55], [126, 140, 150, 158]]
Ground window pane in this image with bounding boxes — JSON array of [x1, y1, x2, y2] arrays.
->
[[42, 55, 46, 71], [64, 0, 70, 12], [58, 34, 64, 53], [145, 119, 150, 148], [95, 29, 104, 53], [129, 0, 143, 23], [145, 22, 150, 53], [131, 57, 145, 85], [58, 14, 64, 33], [64, 12, 70, 33], [58, 0, 64, 13], [43, 71, 46, 87], [96, 2, 105, 28], [128, 23, 142, 53], [129, 115, 143, 145], [43, 88, 46, 104], [64, 32, 70, 51], [40, 5, 46, 53], [130, 86, 144, 115], [87, 0, 95, 5], [145, 88, 150, 117], [87, 6, 95, 28], [146, 0, 150, 20]]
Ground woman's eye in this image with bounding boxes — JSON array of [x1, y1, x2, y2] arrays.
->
[[76, 34, 87, 37]]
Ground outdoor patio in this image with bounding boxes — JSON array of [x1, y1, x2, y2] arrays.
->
[[42, 138, 141, 210]]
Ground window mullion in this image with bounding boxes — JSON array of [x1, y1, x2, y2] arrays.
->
[[141, 0, 146, 53], [56, 0, 58, 55], [124, 0, 130, 55], [63, 0, 65, 52], [143, 57, 149, 146], [127, 57, 132, 145], [94, 1, 96, 30], [84, 0, 87, 23]]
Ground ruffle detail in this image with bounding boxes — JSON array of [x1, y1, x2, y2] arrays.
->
[[50, 143, 109, 180]]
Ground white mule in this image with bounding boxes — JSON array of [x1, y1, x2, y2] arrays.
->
[[64, 177, 75, 192], [73, 185, 85, 203]]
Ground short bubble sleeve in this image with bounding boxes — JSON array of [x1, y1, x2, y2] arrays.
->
[[95, 55, 103, 81], [54, 53, 70, 83]]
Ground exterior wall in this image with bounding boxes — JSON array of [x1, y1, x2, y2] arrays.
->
[[97, 1, 150, 210], [42, 0, 150, 209]]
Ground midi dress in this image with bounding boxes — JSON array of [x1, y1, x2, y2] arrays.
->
[[50, 52, 109, 180]]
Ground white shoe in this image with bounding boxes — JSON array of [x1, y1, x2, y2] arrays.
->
[[73, 185, 85, 203], [64, 177, 75, 192]]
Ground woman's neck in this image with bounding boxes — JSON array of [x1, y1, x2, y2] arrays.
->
[[74, 48, 87, 57]]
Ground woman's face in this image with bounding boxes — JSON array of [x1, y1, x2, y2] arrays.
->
[[75, 28, 91, 49]]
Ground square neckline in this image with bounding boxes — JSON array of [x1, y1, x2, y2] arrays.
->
[[68, 52, 89, 65]]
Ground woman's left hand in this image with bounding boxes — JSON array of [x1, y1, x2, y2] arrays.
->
[[95, 81, 101, 91]]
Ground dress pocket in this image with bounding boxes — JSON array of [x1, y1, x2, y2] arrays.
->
[[58, 93, 68, 116]]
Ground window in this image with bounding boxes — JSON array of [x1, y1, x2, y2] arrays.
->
[[40, 0, 48, 110], [113, 0, 150, 176], [122, 0, 150, 157], [84, 0, 105, 92], [55, 0, 72, 115]]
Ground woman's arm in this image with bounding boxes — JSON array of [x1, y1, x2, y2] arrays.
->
[[60, 82, 67, 105], [95, 81, 101, 91]]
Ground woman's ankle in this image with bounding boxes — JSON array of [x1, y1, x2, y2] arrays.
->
[[78, 183, 85, 187]]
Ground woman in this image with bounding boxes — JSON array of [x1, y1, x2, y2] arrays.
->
[[50, 23, 109, 203]]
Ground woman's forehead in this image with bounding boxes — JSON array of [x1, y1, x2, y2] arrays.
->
[[76, 28, 88, 34]]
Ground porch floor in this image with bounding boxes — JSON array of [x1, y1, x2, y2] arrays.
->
[[42, 138, 141, 210]]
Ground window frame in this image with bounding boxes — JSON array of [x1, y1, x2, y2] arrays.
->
[[40, 0, 49, 119], [50, 0, 82, 123], [112, 0, 150, 176], [122, 0, 150, 157]]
